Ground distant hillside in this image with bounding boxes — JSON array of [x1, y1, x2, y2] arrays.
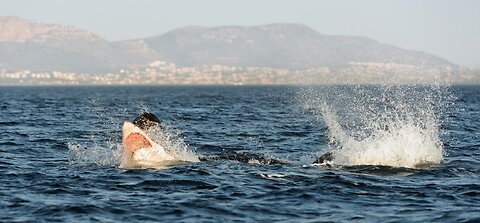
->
[[0, 17, 455, 73], [0, 17, 156, 73], [141, 24, 453, 69]]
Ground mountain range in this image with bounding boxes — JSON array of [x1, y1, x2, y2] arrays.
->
[[0, 16, 455, 73]]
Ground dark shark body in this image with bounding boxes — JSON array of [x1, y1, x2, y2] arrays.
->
[[128, 112, 328, 166], [199, 152, 288, 165], [313, 151, 334, 164]]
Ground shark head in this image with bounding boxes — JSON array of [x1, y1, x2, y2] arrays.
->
[[121, 113, 175, 168], [132, 112, 162, 131]]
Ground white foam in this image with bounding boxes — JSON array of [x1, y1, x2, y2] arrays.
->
[[324, 108, 443, 168], [302, 84, 451, 168], [145, 125, 199, 162], [67, 142, 123, 167]]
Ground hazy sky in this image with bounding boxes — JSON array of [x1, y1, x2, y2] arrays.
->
[[1, 0, 479, 68]]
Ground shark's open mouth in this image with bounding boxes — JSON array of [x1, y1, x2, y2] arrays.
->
[[124, 132, 152, 154], [121, 121, 176, 168]]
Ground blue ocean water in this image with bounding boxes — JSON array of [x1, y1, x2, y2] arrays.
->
[[0, 85, 479, 222]]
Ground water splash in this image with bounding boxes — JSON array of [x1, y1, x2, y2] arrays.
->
[[302, 84, 453, 168], [144, 124, 199, 162], [68, 99, 198, 167], [67, 142, 123, 167], [68, 123, 199, 167], [68, 98, 125, 167]]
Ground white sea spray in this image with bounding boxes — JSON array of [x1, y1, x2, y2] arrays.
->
[[68, 99, 198, 166], [145, 124, 199, 162], [301, 83, 453, 168]]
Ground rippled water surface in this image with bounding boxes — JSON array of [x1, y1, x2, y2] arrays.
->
[[1, 86, 479, 222]]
